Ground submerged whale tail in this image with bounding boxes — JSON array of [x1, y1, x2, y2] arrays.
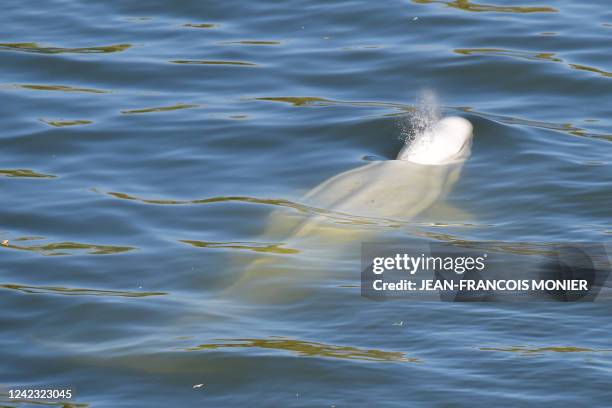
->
[[397, 116, 473, 165]]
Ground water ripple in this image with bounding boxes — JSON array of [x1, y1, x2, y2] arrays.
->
[[0, 42, 131, 54], [0, 284, 165, 297], [254, 96, 409, 109], [185, 338, 419, 362], [569, 64, 612, 78], [412, 0, 557, 13], [14, 83, 108, 94], [219, 40, 282, 45], [39, 119, 93, 127], [455, 48, 562, 62], [455, 48, 612, 79], [460, 107, 612, 141], [2, 238, 135, 256], [105, 191, 391, 225], [0, 169, 56, 178], [170, 60, 257, 66], [121, 103, 199, 114], [254, 96, 611, 141], [179, 240, 300, 254], [182, 23, 218, 28], [480, 346, 612, 355]]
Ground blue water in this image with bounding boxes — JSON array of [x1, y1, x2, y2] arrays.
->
[[1, 0, 612, 406]]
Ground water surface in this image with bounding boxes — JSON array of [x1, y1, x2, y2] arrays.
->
[[1, 0, 612, 406]]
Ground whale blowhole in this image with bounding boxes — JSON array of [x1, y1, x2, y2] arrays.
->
[[397, 116, 473, 165], [396, 91, 473, 165]]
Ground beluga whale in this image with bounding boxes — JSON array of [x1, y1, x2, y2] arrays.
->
[[300, 116, 473, 220], [227, 115, 474, 302]]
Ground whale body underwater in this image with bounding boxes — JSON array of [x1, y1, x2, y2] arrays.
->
[[228, 116, 474, 302]]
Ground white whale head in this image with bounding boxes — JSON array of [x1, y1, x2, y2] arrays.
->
[[397, 116, 473, 165]]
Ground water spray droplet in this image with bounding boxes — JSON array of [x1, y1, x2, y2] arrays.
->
[[398, 90, 441, 146]]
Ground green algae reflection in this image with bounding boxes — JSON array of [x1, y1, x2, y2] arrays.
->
[[255, 96, 611, 140], [2, 239, 135, 256], [254, 96, 411, 110], [454, 48, 612, 79], [179, 240, 299, 254], [569, 64, 612, 78], [17, 84, 108, 94], [104, 191, 402, 228], [107, 191, 308, 208], [412, 0, 557, 13], [480, 346, 612, 355], [0, 169, 56, 178], [186, 338, 419, 362], [171, 60, 256, 66], [454, 48, 562, 62], [121, 103, 199, 114], [0, 284, 165, 298], [255, 96, 335, 106], [0, 42, 131, 54], [40, 119, 93, 127]]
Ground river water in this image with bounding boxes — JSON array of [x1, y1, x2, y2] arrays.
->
[[1, 0, 611, 406]]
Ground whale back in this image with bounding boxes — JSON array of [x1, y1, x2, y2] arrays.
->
[[301, 160, 461, 221], [225, 117, 474, 302], [273, 116, 473, 239]]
